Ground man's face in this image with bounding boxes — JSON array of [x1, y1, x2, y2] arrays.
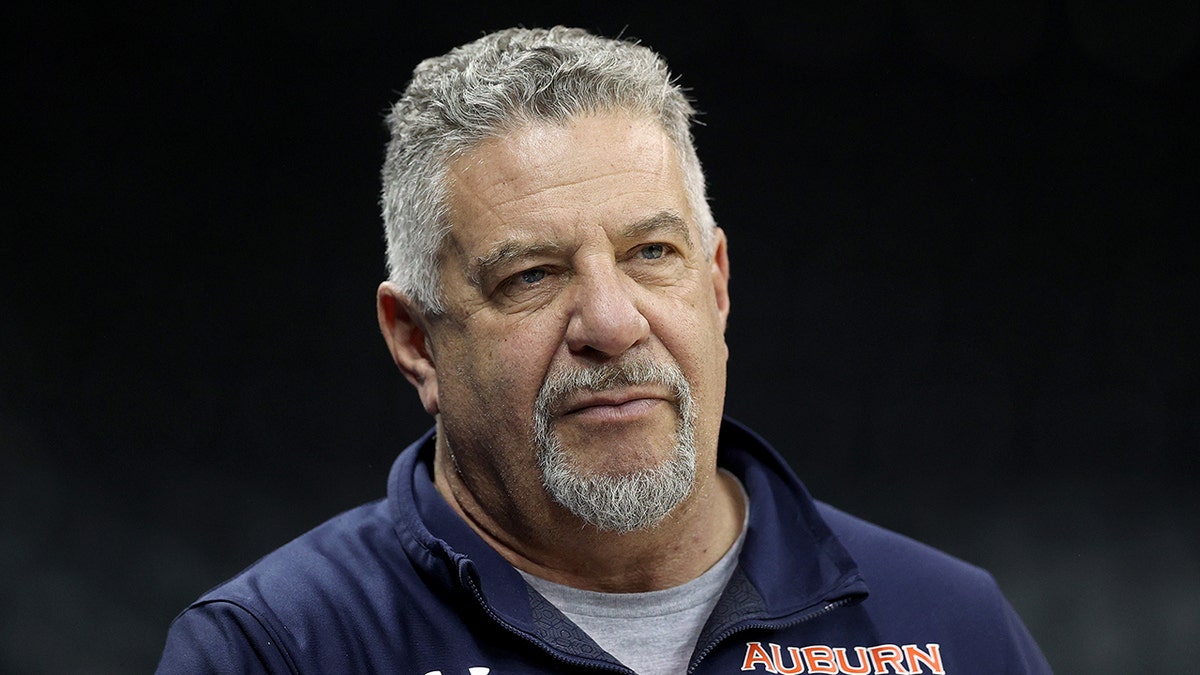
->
[[421, 113, 730, 531]]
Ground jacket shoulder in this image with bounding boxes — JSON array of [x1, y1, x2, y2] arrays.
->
[[199, 498, 403, 609], [814, 501, 992, 590], [813, 501, 1053, 673], [814, 500, 1015, 628], [159, 498, 425, 672]]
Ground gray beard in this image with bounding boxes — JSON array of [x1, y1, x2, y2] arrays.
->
[[533, 357, 697, 533]]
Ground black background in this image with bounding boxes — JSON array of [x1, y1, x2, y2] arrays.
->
[[5, 2, 1198, 672]]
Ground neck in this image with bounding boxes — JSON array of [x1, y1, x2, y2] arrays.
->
[[433, 447, 745, 593]]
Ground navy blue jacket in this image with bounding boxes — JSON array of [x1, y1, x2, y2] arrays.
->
[[158, 419, 1052, 673]]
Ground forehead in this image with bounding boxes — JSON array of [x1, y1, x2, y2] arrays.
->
[[443, 114, 693, 255]]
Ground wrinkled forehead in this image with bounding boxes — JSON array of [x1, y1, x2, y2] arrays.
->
[[440, 113, 692, 249]]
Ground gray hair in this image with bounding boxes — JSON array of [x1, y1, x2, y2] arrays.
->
[[380, 26, 716, 314]]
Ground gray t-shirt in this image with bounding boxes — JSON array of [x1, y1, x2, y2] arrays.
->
[[519, 475, 748, 674]]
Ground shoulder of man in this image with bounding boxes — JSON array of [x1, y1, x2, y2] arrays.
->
[[815, 500, 990, 590], [156, 498, 424, 673], [813, 501, 1052, 673]]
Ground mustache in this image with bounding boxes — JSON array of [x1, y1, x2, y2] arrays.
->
[[534, 357, 691, 420]]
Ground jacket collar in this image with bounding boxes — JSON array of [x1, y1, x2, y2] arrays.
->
[[388, 418, 868, 654], [715, 418, 867, 618], [387, 427, 534, 618]]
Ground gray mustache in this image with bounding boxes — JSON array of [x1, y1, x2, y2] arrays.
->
[[535, 359, 691, 419]]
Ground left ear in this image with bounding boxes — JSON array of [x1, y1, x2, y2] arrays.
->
[[710, 226, 731, 332]]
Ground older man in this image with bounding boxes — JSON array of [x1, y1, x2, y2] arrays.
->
[[158, 27, 1051, 674]]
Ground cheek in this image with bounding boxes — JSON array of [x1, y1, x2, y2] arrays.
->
[[450, 321, 560, 410], [652, 299, 729, 391]]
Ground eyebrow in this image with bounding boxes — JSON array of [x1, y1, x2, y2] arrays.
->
[[468, 241, 567, 287], [621, 210, 693, 248], [467, 210, 694, 288]]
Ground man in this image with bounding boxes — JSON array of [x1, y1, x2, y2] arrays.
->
[[158, 27, 1052, 674]]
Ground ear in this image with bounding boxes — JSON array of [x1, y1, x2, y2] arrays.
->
[[376, 282, 440, 415], [710, 227, 731, 332]]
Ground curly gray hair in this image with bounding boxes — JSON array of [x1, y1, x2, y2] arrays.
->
[[380, 26, 716, 314]]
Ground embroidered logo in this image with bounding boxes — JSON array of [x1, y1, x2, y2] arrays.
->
[[423, 669, 490, 675], [741, 642, 945, 674]]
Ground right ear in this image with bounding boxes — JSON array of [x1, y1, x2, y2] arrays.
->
[[376, 282, 440, 415]]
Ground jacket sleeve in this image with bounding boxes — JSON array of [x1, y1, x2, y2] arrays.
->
[[991, 579, 1055, 674], [156, 600, 295, 675]]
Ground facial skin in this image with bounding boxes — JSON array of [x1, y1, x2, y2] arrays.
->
[[377, 113, 737, 591]]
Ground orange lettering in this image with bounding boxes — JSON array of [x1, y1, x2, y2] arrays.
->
[[748, 641, 944, 675], [770, 644, 806, 674], [742, 642, 779, 672], [868, 644, 911, 674], [833, 646, 873, 674], [903, 644, 944, 674], [801, 646, 838, 674]]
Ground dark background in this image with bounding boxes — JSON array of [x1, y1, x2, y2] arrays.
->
[[4, 2, 1198, 672]]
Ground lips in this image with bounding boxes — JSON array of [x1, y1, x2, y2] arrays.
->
[[557, 388, 671, 418]]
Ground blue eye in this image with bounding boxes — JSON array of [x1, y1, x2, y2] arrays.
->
[[519, 268, 546, 284], [639, 244, 665, 260]]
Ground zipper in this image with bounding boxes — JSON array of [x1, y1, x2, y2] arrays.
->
[[461, 564, 634, 674], [687, 596, 857, 673]]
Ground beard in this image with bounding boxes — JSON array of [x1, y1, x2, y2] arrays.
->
[[532, 356, 698, 533]]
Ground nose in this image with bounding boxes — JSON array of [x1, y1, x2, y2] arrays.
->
[[564, 260, 650, 358]]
